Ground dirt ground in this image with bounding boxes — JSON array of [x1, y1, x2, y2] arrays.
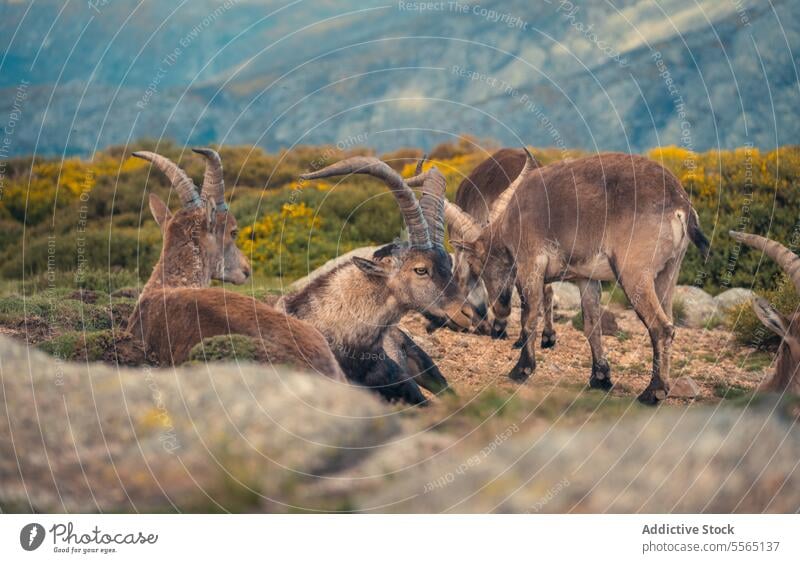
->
[[399, 304, 769, 405]]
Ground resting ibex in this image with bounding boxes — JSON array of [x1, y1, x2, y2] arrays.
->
[[127, 149, 345, 381], [445, 151, 709, 404], [424, 148, 556, 349], [278, 156, 470, 405], [730, 231, 800, 394]]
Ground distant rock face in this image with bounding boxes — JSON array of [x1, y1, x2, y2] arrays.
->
[[715, 288, 756, 312], [673, 285, 716, 328]]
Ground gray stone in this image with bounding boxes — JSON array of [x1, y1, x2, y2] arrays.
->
[[0, 336, 394, 513], [669, 376, 701, 398], [673, 285, 716, 328], [715, 288, 756, 312], [551, 282, 581, 311]]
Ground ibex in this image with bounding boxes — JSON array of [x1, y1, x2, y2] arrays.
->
[[445, 151, 710, 404], [423, 148, 556, 349], [730, 231, 800, 394], [127, 148, 345, 381], [278, 156, 471, 405]]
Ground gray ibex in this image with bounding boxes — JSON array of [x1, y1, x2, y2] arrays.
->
[[278, 156, 470, 405], [730, 231, 800, 394], [445, 151, 709, 404], [423, 148, 556, 349], [127, 148, 345, 381]]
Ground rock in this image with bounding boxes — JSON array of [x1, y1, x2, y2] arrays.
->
[[668, 376, 701, 398], [550, 282, 581, 311], [111, 287, 140, 299], [288, 246, 379, 292], [0, 336, 394, 513], [673, 285, 716, 328], [715, 288, 755, 312]]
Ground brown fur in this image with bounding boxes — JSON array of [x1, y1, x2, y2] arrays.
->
[[128, 150, 345, 382], [449, 152, 708, 404]]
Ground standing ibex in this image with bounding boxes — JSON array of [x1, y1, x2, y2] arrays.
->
[[424, 148, 556, 349], [127, 148, 345, 381], [730, 231, 800, 394], [278, 156, 470, 405], [445, 151, 709, 404]]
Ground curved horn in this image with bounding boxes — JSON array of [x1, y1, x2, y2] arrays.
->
[[488, 147, 536, 224], [405, 156, 446, 247], [132, 151, 200, 208], [192, 148, 226, 210], [730, 231, 800, 293], [300, 156, 431, 249], [444, 201, 482, 242]]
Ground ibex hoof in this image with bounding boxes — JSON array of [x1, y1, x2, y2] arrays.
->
[[540, 330, 557, 349], [508, 355, 535, 383], [589, 359, 612, 390], [491, 326, 508, 340], [637, 387, 667, 405]]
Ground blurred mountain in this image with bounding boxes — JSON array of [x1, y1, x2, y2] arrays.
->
[[0, 0, 796, 156]]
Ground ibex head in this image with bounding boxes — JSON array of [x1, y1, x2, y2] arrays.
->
[[444, 148, 537, 321], [134, 148, 251, 286], [300, 156, 471, 328], [730, 230, 800, 393]]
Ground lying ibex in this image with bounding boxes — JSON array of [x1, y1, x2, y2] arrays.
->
[[278, 156, 470, 404], [425, 148, 556, 349], [127, 149, 345, 381], [730, 231, 800, 394], [445, 151, 710, 404]]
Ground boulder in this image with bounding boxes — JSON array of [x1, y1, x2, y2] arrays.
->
[[668, 376, 701, 398], [715, 288, 756, 312], [288, 246, 379, 292], [0, 336, 394, 513], [550, 282, 581, 311], [600, 309, 620, 334], [673, 285, 716, 328]]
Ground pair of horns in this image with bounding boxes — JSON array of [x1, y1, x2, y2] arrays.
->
[[730, 231, 800, 294], [300, 155, 447, 250], [444, 147, 535, 242], [132, 148, 227, 210]]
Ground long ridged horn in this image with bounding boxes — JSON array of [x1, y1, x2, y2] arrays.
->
[[300, 156, 431, 249], [488, 147, 536, 224], [132, 151, 200, 208], [406, 156, 446, 247], [192, 148, 226, 210], [730, 231, 800, 293], [444, 201, 482, 242]]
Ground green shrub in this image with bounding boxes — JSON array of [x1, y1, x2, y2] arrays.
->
[[38, 329, 145, 365], [187, 334, 262, 363]]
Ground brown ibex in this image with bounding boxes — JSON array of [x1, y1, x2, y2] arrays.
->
[[730, 231, 800, 394], [423, 148, 556, 349], [278, 156, 470, 405], [445, 151, 709, 404], [127, 148, 345, 381]]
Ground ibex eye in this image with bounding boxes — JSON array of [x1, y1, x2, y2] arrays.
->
[[413, 267, 428, 276], [231, 229, 239, 238]]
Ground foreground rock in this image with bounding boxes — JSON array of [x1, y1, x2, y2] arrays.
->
[[0, 336, 395, 513]]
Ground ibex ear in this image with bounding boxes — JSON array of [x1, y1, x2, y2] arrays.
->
[[753, 296, 788, 337], [352, 256, 390, 278], [148, 194, 172, 231]]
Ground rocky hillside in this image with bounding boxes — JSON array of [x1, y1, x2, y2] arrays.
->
[[0, 0, 796, 156]]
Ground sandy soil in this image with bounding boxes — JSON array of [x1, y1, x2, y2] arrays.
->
[[399, 305, 769, 405]]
